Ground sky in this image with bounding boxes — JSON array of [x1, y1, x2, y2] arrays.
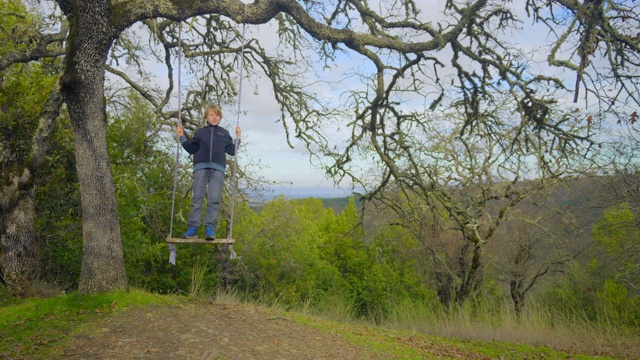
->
[[209, 1, 553, 199], [115, 17, 354, 199], [25, 0, 635, 199], [186, 1, 454, 198], [118, 1, 623, 199], [168, 17, 367, 199], [200, 65, 353, 199], [221, 71, 351, 199]]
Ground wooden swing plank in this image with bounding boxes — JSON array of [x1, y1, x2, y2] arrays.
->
[[166, 238, 235, 244]]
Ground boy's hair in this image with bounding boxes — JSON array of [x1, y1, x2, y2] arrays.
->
[[204, 105, 222, 119]]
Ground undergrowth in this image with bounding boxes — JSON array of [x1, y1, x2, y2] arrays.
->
[[377, 296, 639, 359]]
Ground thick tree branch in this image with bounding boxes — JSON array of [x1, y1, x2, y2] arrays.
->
[[0, 21, 68, 71]]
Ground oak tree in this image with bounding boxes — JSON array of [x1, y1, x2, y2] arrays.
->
[[1, 0, 637, 294]]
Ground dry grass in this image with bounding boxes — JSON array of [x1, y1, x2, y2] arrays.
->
[[201, 288, 639, 358], [382, 299, 640, 359]]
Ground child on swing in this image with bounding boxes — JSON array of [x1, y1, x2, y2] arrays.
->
[[176, 105, 241, 240]]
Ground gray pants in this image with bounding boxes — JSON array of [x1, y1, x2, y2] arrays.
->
[[188, 169, 224, 228]]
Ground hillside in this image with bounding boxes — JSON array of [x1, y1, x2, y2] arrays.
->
[[33, 302, 618, 359], [249, 195, 357, 213]]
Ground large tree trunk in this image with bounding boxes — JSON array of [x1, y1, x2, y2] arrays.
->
[[60, 0, 127, 294], [0, 172, 38, 288], [0, 81, 63, 289]]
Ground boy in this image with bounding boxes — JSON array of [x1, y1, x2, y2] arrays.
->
[[176, 105, 241, 239]]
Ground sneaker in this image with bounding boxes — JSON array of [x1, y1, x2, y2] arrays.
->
[[183, 227, 198, 238], [205, 227, 215, 240]]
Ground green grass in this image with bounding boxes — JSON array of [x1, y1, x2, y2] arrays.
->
[[0, 289, 176, 359]]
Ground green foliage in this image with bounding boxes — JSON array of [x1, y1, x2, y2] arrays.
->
[[589, 203, 640, 325], [0, 0, 58, 166], [107, 91, 213, 294], [0, 0, 76, 289], [35, 114, 83, 289], [234, 196, 347, 307], [0, 62, 56, 164], [368, 224, 434, 302], [320, 198, 407, 320], [593, 203, 635, 247], [231, 196, 432, 321], [320, 196, 360, 213], [597, 279, 639, 324], [0, 1, 41, 57], [539, 204, 640, 327]]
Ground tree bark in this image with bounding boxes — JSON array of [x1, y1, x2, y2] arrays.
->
[[434, 270, 453, 307], [510, 276, 525, 317], [59, 0, 127, 294], [509, 243, 530, 317], [0, 173, 38, 288], [0, 75, 63, 289], [455, 242, 482, 304]]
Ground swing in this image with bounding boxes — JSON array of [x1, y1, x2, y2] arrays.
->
[[166, 10, 247, 265]]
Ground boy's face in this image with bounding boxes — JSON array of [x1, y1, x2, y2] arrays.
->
[[206, 110, 221, 126]]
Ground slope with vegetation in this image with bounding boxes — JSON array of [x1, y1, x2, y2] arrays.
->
[[1, 290, 634, 359], [1, 0, 639, 359]]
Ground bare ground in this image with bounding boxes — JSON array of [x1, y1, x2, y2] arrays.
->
[[59, 302, 492, 360], [61, 303, 380, 360]]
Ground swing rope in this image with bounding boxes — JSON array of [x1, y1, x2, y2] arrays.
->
[[167, 22, 184, 265], [167, 7, 247, 264], [227, 4, 247, 256]]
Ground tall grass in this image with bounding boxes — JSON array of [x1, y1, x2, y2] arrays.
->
[[201, 279, 639, 358], [302, 289, 357, 323], [380, 295, 639, 359], [211, 286, 245, 304], [189, 258, 209, 298]]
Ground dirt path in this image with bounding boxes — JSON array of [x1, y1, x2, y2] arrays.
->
[[51, 300, 635, 360], [62, 303, 383, 360]]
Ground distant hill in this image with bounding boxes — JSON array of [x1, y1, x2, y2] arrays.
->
[[321, 196, 360, 212], [248, 195, 359, 213]]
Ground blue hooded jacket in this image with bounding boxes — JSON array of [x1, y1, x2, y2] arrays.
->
[[180, 124, 238, 173]]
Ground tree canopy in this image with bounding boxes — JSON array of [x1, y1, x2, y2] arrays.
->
[[0, 0, 638, 293]]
